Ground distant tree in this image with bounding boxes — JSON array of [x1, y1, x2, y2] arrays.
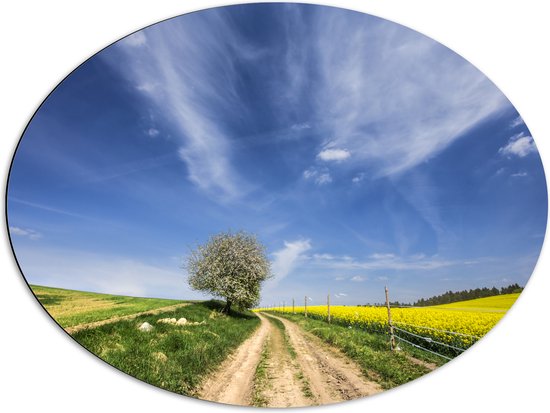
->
[[186, 231, 272, 313], [501, 283, 523, 294]]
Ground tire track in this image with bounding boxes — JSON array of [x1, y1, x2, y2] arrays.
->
[[198, 313, 270, 406]]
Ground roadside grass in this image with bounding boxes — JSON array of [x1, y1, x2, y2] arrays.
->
[[72, 300, 259, 395], [296, 370, 314, 400], [265, 315, 314, 400], [30, 285, 189, 327], [268, 312, 445, 389], [252, 339, 271, 407], [269, 316, 297, 359]]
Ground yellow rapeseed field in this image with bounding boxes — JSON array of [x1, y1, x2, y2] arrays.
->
[[256, 303, 506, 349]]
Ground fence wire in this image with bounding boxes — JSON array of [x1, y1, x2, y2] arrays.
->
[[393, 326, 467, 353], [262, 306, 477, 361], [393, 334, 453, 361], [393, 321, 481, 339]]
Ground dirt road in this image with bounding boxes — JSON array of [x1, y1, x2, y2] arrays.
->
[[198, 312, 382, 407]]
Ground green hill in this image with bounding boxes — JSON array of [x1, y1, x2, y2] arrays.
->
[[30, 284, 188, 327]]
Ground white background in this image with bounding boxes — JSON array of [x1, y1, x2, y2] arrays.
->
[[1, 1, 548, 411]]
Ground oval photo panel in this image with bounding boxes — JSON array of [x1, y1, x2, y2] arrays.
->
[[7, 3, 547, 407]]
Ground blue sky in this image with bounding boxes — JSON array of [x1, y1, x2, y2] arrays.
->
[[7, 3, 547, 306]]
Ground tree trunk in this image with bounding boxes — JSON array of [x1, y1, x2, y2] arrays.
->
[[223, 299, 232, 314]]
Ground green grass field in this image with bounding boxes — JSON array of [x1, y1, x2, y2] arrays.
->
[[30, 285, 188, 327], [431, 293, 520, 313], [72, 301, 260, 395]]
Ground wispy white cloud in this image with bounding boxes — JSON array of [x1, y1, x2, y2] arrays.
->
[[9, 226, 42, 240], [510, 115, 524, 128], [287, 8, 511, 177], [291, 122, 311, 131], [108, 11, 260, 201], [334, 292, 347, 298], [313, 253, 336, 260], [499, 132, 537, 158], [303, 167, 332, 185], [317, 148, 351, 162], [303, 168, 316, 180], [146, 128, 160, 138], [13, 246, 202, 299], [511, 171, 528, 177], [352, 173, 365, 183], [270, 239, 312, 285], [350, 275, 366, 282], [312, 251, 458, 271], [106, 6, 515, 198], [122, 31, 147, 47], [316, 173, 332, 185], [370, 253, 396, 260], [9, 197, 97, 221], [136, 82, 157, 94]]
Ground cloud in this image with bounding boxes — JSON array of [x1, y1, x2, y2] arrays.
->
[[317, 148, 351, 162], [136, 83, 157, 93], [291, 122, 311, 131], [511, 171, 528, 177], [303, 167, 332, 185], [287, 7, 510, 177], [9, 197, 98, 221], [316, 173, 332, 185], [350, 275, 366, 282], [105, 5, 513, 196], [499, 132, 537, 158], [510, 115, 524, 128], [334, 292, 347, 298], [146, 128, 160, 138], [352, 173, 365, 183], [312, 251, 457, 271], [303, 168, 317, 180], [12, 246, 202, 299], [314, 253, 336, 260], [270, 239, 312, 285], [122, 31, 147, 47], [9, 226, 42, 240], [334, 276, 346, 281], [107, 11, 259, 201], [370, 253, 396, 260]]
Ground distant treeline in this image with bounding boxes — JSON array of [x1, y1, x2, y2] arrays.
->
[[361, 283, 524, 307], [413, 283, 523, 307]]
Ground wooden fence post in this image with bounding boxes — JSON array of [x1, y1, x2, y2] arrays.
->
[[385, 286, 396, 350], [304, 296, 308, 318], [327, 293, 331, 324]]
